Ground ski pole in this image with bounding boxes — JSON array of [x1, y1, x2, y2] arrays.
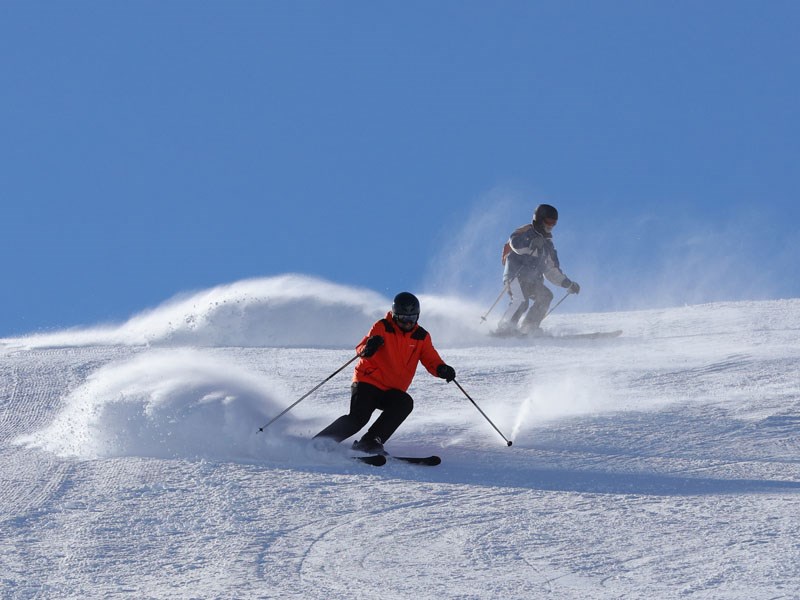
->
[[452, 379, 513, 446], [257, 354, 360, 433], [542, 289, 571, 322], [480, 283, 509, 324]]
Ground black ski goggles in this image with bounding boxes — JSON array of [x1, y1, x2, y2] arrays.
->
[[394, 313, 419, 325]]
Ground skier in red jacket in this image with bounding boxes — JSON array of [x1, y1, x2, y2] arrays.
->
[[314, 292, 456, 455]]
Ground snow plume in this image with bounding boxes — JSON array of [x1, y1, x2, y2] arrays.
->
[[509, 368, 621, 441], [422, 186, 528, 300], [5, 274, 389, 349], [16, 348, 293, 461], [0, 273, 508, 349], [566, 204, 795, 314]]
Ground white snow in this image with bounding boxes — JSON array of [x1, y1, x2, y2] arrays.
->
[[2, 275, 799, 598]]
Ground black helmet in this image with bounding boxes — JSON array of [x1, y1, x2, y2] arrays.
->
[[532, 204, 559, 224], [392, 292, 420, 322]]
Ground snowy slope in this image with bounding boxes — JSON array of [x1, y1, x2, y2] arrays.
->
[[2, 275, 799, 599]]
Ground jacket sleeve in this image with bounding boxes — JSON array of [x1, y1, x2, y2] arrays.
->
[[355, 321, 384, 355], [509, 226, 546, 256], [508, 232, 532, 255], [419, 335, 446, 378], [543, 243, 569, 286]]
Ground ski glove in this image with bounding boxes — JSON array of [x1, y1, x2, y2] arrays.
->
[[563, 279, 580, 294], [436, 364, 456, 382], [360, 335, 384, 358]]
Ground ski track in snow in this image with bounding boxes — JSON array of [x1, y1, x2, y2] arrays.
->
[[1, 277, 800, 599]]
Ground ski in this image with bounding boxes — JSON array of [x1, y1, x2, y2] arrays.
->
[[353, 454, 387, 466], [352, 454, 440, 466], [555, 329, 623, 340], [490, 329, 622, 340], [389, 455, 441, 466], [488, 329, 526, 338]]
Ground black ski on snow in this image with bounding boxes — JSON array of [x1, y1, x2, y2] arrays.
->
[[390, 455, 441, 466], [353, 454, 387, 466], [352, 454, 442, 466]]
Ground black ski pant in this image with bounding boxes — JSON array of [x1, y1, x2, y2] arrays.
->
[[314, 382, 413, 444]]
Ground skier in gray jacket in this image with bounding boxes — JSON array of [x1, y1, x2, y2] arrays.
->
[[496, 204, 580, 336]]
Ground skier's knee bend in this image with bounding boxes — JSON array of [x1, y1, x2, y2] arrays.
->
[[400, 394, 413, 417], [390, 390, 414, 417], [345, 410, 373, 431], [314, 413, 368, 442]]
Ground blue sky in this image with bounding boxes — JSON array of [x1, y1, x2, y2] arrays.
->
[[2, 1, 798, 337]]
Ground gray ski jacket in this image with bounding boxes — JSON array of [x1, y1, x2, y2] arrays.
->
[[502, 223, 570, 286]]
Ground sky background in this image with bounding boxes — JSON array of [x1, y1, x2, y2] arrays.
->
[[2, 0, 799, 337]]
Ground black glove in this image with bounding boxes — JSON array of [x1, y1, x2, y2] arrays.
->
[[360, 335, 384, 358], [562, 279, 580, 294], [436, 364, 456, 382]]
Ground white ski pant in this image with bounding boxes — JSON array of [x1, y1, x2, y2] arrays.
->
[[498, 278, 527, 328], [497, 277, 553, 330]]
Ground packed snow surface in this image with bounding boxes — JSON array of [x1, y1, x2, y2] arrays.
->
[[2, 275, 799, 598]]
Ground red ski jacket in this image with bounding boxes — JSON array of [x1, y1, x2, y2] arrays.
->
[[353, 312, 445, 392]]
